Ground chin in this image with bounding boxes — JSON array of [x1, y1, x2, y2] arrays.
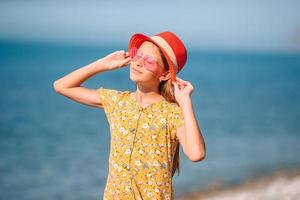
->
[[130, 73, 150, 83], [130, 72, 142, 82]]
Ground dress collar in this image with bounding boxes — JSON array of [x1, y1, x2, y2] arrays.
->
[[130, 92, 167, 110]]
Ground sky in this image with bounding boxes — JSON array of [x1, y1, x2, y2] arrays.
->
[[1, 0, 300, 53]]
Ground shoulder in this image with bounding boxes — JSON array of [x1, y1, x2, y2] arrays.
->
[[97, 87, 130, 97], [168, 102, 182, 112], [165, 102, 184, 141], [166, 102, 184, 123], [96, 87, 131, 105], [97, 87, 130, 94], [162, 101, 183, 121]]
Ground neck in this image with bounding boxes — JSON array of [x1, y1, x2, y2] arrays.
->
[[134, 83, 164, 103]]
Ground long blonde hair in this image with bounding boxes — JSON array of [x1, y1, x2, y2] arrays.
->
[[157, 47, 181, 178]]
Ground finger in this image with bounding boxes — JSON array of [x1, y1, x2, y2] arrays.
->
[[115, 51, 123, 56], [175, 79, 186, 87], [175, 83, 184, 90], [117, 50, 125, 56], [176, 82, 185, 88], [176, 77, 188, 85], [182, 82, 188, 86], [124, 57, 131, 63], [176, 76, 186, 83], [171, 81, 178, 87], [124, 57, 132, 65], [175, 77, 185, 84]]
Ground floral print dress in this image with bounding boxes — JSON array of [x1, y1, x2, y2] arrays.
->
[[97, 87, 185, 200]]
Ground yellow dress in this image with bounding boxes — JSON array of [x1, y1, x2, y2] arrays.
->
[[97, 87, 185, 200]]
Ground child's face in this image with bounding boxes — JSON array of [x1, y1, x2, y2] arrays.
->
[[129, 41, 167, 83]]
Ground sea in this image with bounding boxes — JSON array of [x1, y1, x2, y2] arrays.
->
[[0, 41, 300, 199]]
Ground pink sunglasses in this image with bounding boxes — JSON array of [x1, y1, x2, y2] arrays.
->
[[129, 47, 165, 75]]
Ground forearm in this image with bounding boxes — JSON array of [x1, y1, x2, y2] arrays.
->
[[53, 58, 108, 91], [180, 99, 206, 160]]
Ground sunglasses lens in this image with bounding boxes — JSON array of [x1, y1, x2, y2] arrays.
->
[[129, 48, 163, 75], [144, 55, 155, 64]]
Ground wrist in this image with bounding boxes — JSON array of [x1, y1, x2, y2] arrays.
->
[[92, 58, 110, 72], [178, 96, 192, 108]]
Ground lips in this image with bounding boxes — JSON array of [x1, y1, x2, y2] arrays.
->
[[132, 67, 143, 74]]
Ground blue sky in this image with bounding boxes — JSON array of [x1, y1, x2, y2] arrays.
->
[[1, 0, 300, 53]]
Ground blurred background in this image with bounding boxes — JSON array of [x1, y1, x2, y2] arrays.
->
[[1, 0, 300, 199]]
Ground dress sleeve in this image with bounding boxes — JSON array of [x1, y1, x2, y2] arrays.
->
[[169, 103, 185, 141], [96, 87, 124, 115]]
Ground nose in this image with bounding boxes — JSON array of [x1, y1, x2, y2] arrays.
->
[[134, 57, 144, 68]]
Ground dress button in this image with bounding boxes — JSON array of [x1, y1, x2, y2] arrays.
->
[[130, 128, 136, 132]]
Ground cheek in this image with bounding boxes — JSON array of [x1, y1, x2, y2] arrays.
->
[[143, 71, 156, 79], [129, 63, 160, 80], [145, 66, 164, 78], [145, 65, 157, 73]]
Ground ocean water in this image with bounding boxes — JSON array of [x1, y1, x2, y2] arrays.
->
[[0, 41, 300, 199]]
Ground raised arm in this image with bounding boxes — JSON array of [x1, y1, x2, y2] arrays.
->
[[53, 50, 131, 109], [172, 77, 206, 162]]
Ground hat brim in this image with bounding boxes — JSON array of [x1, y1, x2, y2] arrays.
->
[[128, 33, 177, 82]]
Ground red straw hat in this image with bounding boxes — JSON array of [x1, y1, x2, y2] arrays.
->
[[128, 31, 187, 82]]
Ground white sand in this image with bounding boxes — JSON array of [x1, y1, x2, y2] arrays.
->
[[177, 167, 300, 200]]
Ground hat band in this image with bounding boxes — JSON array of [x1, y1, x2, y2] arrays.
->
[[150, 36, 178, 73]]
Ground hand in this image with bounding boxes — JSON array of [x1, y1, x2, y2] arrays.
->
[[171, 77, 194, 106], [97, 50, 132, 70]]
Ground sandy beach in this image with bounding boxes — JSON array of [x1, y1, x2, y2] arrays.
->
[[177, 166, 300, 200]]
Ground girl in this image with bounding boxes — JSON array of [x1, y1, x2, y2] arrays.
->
[[53, 31, 206, 200]]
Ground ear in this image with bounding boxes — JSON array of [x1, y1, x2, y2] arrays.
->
[[159, 70, 171, 82]]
